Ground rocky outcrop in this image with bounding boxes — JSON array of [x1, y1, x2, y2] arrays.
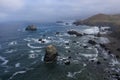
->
[[88, 40, 97, 45], [44, 45, 58, 63], [67, 30, 82, 37], [64, 60, 70, 65], [25, 25, 37, 31], [38, 39, 45, 43]]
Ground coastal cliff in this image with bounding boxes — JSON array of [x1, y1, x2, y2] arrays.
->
[[74, 13, 120, 58], [73, 13, 120, 27], [73, 13, 120, 39]]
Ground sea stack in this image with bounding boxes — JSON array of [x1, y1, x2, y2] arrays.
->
[[44, 45, 58, 63], [25, 25, 37, 31]]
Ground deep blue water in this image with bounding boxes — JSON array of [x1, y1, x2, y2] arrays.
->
[[0, 22, 120, 80]]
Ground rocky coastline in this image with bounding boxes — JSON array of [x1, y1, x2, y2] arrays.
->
[[73, 13, 120, 58]]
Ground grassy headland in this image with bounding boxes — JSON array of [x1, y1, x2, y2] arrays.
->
[[74, 13, 120, 57]]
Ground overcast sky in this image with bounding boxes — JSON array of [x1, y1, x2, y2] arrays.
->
[[0, 0, 120, 22]]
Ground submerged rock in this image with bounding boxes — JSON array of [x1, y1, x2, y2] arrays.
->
[[25, 25, 37, 31], [44, 45, 58, 63], [55, 32, 60, 35], [88, 40, 97, 45], [72, 41, 77, 43], [67, 30, 82, 37]]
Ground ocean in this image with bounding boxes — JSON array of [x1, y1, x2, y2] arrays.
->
[[0, 22, 120, 80]]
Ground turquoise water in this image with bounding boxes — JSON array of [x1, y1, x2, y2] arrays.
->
[[0, 22, 120, 80]]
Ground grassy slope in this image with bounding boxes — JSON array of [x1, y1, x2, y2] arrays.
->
[[74, 13, 120, 27]]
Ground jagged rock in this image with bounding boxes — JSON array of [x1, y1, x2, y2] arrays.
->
[[64, 60, 70, 65], [25, 25, 37, 31], [88, 40, 97, 45], [38, 39, 45, 43], [44, 45, 58, 63], [67, 30, 82, 37]]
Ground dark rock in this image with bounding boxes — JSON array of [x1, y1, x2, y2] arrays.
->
[[116, 48, 120, 51], [68, 56, 71, 59], [72, 41, 77, 43], [41, 41, 45, 43], [104, 47, 108, 51], [96, 61, 101, 65], [55, 32, 60, 35], [116, 55, 120, 58], [83, 33, 88, 35], [38, 39, 45, 43], [103, 58, 107, 61], [25, 25, 37, 31], [83, 46, 88, 48], [91, 60, 95, 62], [65, 43, 69, 46], [67, 30, 82, 37], [96, 32, 101, 37], [44, 45, 58, 63], [88, 40, 97, 45], [108, 51, 111, 54], [64, 60, 70, 65], [38, 38, 42, 41], [99, 43, 106, 48], [67, 50, 71, 53]]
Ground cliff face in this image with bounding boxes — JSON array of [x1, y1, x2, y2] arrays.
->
[[73, 13, 120, 27]]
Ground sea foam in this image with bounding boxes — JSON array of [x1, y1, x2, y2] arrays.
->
[[9, 71, 26, 80], [83, 27, 99, 34], [0, 56, 9, 65], [8, 41, 17, 46], [27, 43, 42, 49]]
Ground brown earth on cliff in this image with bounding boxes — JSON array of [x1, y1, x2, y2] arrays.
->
[[73, 13, 120, 27]]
